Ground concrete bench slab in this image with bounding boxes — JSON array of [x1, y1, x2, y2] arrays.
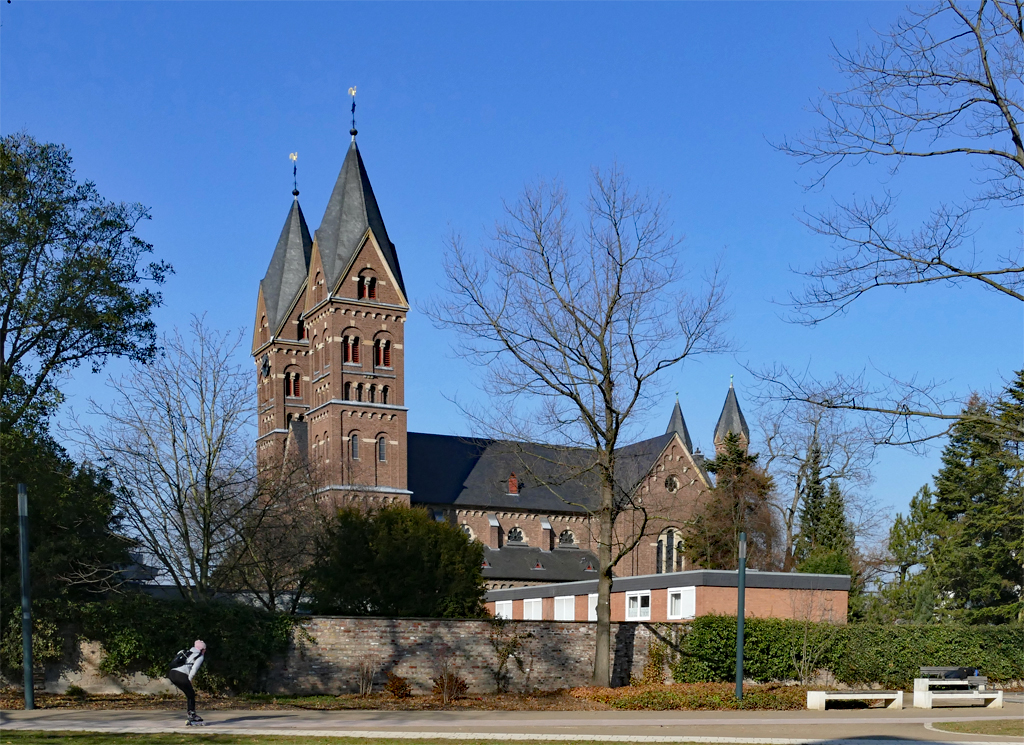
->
[[913, 689, 1003, 709], [807, 690, 903, 711]]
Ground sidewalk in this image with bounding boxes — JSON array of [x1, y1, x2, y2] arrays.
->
[[2, 703, 1022, 744]]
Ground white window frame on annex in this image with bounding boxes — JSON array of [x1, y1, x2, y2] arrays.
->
[[554, 595, 575, 621], [625, 590, 651, 620], [523, 598, 543, 620], [667, 586, 696, 620], [588, 593, 598, 621], [493, 600, 512, 619]]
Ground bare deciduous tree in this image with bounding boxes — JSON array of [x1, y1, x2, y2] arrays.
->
[[756, 396, 878, 569], [220, 454, 326, 613], [73, 316, 260, 601], [428, 167, 729, 686], [770, 0, 1023, 442]]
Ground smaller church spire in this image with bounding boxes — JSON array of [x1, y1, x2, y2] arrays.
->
[[665, 397, 694, 454], [713, 379, 750, 453]]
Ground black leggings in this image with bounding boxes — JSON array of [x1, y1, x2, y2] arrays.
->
[[168, 670, 196, 713]]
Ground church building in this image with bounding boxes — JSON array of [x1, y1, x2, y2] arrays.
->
[[253, 134, 752, 588]]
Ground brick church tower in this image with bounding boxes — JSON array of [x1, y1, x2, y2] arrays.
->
[[253, 135, 410, 507]]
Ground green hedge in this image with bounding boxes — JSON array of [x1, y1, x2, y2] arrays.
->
[[77, 594, 296, 693], [670, 615, 1024, 688]]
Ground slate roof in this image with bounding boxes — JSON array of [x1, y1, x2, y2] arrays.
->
[[315, 141, 407, 299], [665, 399, 693, 453], [482, 544, 600, 583], [260, 198, 312, 335], [714, 383, 750, 445], [407, 431, 677, 513]]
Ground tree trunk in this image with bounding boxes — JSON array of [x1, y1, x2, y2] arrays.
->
[[593, 474, 614, 687]]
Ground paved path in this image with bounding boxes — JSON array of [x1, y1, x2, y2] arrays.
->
[[2, 704, 1022, 744]]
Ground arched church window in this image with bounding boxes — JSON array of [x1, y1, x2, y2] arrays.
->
[[297, 319, 306, 340], [351, 337, 360, 364], [312, 335, 319, 374], [460, 524, 474, 540], [369, 385, 376, 403], [382, 340, 391, 368], [259, 316, 267, 343], [357, 276, 366, 299], [350, 433, 360, 460], [368, 277, 377, 299], [381, 386, 390, 405], [344, 382, 352, 400], [665, 475, 680, 494], [356, 383, 364, 402], [656, 528, 685, 574], [378, 436, 387, 462], [558, 530, 575, 546], [507, 526, 524, 543]]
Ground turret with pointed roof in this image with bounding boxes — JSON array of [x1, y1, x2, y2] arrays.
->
[[315, 140, 406, 298], [665, 398, 694, 454], [713, 380, 750, 454], [257, 197, 313, 338]]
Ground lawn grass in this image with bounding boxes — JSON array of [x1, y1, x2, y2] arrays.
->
[[932, 719, 1024, 737]]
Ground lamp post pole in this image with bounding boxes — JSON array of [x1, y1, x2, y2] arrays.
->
[[18, 483, 34, 710], [735, 531, 746, 702]]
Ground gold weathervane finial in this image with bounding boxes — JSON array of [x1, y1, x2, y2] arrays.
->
[[348, 86, 357, 97], [289, 152, 298, 162], [289, 152, 299, 196]]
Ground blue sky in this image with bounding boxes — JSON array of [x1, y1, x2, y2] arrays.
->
[[2, 2, 1019, 525]]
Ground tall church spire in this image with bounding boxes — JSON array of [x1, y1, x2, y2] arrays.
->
[[713, 379, 750, 453], [314, 141, 406, 299], [259, 197, 313, 336], [665, 398, 694, 453]]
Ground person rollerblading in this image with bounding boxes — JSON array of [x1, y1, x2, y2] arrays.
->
[[168, 639, 206, 726]]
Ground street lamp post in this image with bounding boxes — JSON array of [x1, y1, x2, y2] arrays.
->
[[735, 531, 746, 701], [18, 483, 34, 710]]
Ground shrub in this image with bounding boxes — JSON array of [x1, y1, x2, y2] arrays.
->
[[571, 682, 807, 710], [0, 616, 64, 672], [77, 593, 296, 693], [432, 657, 468, 704], [667, 615, 1024, 688], [384, 671, 412, 699]]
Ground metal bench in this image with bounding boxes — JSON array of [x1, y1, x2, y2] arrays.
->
[[807, 690, 903, 711]]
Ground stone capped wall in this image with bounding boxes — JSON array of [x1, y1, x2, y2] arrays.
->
[[265, 616, 659, 694]]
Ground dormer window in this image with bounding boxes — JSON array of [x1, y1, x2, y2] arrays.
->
[[507, 472, 519, 495]]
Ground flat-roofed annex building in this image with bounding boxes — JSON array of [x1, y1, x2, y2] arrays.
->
[[485, 570, 851, 624]]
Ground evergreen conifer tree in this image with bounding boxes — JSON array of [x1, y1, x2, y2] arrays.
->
[[794, 437, 826, 563], [686, 432, 777, 570]]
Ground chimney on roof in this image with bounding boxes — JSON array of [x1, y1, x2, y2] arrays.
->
[[488, 513, 502, 548], [540, 517, 553, 551]]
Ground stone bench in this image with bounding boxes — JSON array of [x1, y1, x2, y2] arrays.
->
[[807, 690, 903, 711], [913, 688, 1002, 709]]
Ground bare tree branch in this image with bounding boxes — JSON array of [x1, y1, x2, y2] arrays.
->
[[778, 0, 1024, 323]]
